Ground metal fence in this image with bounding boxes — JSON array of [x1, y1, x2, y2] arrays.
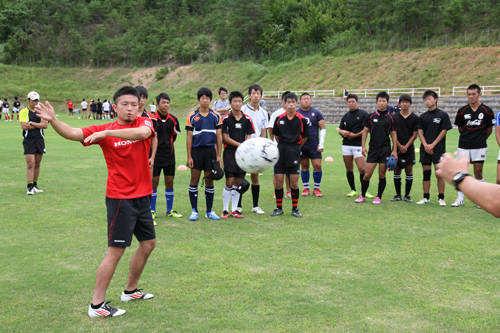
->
[[452, 86, 500, 96], [263, 90, 335, 98], [348, 87, 441, 97]]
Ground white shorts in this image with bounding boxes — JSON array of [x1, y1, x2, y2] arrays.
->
[[2, 109, 9, 113], [13, 107, 19, 112], [457, 147, 487, 163], [342, 145, 363, 159]]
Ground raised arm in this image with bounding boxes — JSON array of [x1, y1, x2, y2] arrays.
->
[[35, 101, 84, 141]]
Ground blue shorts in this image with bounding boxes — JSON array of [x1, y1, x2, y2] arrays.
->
[[300, 148, 322, 160]]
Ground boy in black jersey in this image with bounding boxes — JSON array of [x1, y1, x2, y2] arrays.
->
[[135, 86, 158, 172], [220, 91, 255, 218], [150, 93, 182, 219], [271, 92, 309, 217], [451, 84, 494, 207], [416, 90, 453, 206], [338, 93, 373, 198], [355, 91, 397, 204], [390, 94, 418, 203], [13, 96, 21, 121]]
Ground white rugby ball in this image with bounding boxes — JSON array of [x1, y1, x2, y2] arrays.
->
[[235, 137, 279, 173]]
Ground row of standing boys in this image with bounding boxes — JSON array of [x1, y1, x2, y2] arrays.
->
[[339, 84, 494, 207]]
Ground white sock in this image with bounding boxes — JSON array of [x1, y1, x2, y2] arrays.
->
[[223, 187, 231, 212], [231, 185, 240, 212], [457, 191, 464, 201]]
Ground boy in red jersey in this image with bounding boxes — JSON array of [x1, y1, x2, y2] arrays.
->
[[64, 98, 74, 118], [35, 86, 156, 318]]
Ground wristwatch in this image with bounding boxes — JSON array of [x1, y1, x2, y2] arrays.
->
[[452, 171, 470, 190], [29, 121, 33, 126]]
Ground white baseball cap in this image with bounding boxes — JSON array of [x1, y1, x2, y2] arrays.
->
[[27, 91, 40, 100]]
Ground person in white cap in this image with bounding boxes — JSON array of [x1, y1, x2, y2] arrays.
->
[[19, 92, 48, 195]]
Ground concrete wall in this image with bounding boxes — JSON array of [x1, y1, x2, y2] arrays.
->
[[262, 95, 500, 125]]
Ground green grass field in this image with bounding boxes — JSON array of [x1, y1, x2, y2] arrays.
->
[[2, 115, 500, 331]]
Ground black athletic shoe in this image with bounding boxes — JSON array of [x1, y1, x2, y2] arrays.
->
[[291, 208, 303, 218], [270, 208, 284, 216], [404, 195, 413, 203], [390, 195, 402, 202]]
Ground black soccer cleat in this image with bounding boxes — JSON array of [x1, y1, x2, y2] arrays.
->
[[390, 195, 402, 202], [270, 208, 284, 216], [291, 208, 303, 218]]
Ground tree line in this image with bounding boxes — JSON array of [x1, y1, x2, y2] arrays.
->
[[0, 0, 498, 67]]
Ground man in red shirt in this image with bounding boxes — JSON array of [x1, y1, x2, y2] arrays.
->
[[35, 86, 156, 318], [64, 98, 74, 118]]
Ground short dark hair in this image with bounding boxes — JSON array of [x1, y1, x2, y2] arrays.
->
[[218, 87, 227, 95], [346, 93, 358, 102], [248, 84, 263, 96], [399, 94, 412, 104], [15, 96, 18, 99], [82, 98, 85, 101], [113, 86, 141, 104], [422, 90, 438, 100], [281, 91, 291, 101], [376, 91, 390, 101], [229, 91, 244, 102], [197, 87, 213, 101], [284, 92, 298, 102], [300, 93, 311, 99], [467, 84, 481, 94], [135, 85, 148, 99], [156, 93, 170, 104]]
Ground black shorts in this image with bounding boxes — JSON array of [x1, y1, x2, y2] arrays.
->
[[420, 151, 444, 165], [68, 108, 73, 112], [223, 148, 245, 178], [153, 163, 176, 177], [23, 137, 46, 155], [366, 146, 391, 164], [192, 146, 216, 171], [397, 147, 415, 168], [106, 196, 156, 247], [275, 144, 300, 174], [97, 110, 103, 114], [300, 148, 322, 160], [82, 108, 87, 111]]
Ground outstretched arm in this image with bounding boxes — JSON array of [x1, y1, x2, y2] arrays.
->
[[436, 153, 500, 218], [35, 101, 84, 141]]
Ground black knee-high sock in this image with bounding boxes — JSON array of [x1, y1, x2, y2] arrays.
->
[[377, 178, 386, 199], [347, 172, 355, 191], [360, 173, 365, 190], [237, 193, 243, 208], [275, 188, 284, 208], [252, 184, 260, 208], [361, 179, 369, 197], [291, 187, 299, 209], [405, 175, 413, 196], [394, 174, 402, 196]]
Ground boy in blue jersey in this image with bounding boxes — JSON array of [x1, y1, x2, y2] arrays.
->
[[297, 93, 326, 197], [186, 87, 223, 220]]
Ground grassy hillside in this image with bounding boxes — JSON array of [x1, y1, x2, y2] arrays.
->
[[1, 46, 499, 118], [258, 46, 500, 94]]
